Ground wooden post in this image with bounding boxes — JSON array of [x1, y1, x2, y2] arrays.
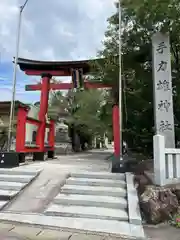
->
[[36, 73, 51, 152], [113, 105, 120, 157], [16, 106, 28, 152]]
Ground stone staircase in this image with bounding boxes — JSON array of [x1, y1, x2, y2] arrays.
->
[[0, 168, 40, 209], [43, 171, 145, 239]]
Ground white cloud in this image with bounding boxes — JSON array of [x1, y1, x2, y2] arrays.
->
[[0, 0, 115, 61], [0, 0, 116, 102]]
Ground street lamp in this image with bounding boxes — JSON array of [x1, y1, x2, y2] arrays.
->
[[118, 0, 123, 161], [7, 0, 30, 151]]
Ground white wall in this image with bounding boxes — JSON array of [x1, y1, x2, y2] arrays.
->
[[25, 105, 49, 144], [25, 105, 39, 143]]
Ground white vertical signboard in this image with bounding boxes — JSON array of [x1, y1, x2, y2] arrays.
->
[[152, 32, 175, 148]]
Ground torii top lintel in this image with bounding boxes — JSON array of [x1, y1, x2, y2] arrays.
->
[[17, 57, 112, 90], [17, 57, 103, 76]]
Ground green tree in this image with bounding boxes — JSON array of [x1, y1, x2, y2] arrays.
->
[[72, 89, 107, 135], [121, 0, 180, 143], [48, 78, 69, 120], [48, 84, 108, 142], [93, 0, 180, 154]]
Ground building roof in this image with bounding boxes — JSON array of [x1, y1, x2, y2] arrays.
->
[[17, 57, 105, 74], [0, 101, 29, 115]]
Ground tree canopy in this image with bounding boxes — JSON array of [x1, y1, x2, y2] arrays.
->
[[48, 87, 110, 142], [92, 0, 180, 155]]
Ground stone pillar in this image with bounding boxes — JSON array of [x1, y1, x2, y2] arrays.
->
[[153, 135, 166, 186], [152, 32, 175, 148]]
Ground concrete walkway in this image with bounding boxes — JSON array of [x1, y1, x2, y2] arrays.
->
[[0, 151, 178, 240], [0, 150, 144, 239], [1, 221, 180, 240], [4, 152, 111, 213], [0, 221, 133, 240]]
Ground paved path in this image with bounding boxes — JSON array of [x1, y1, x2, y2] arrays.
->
[[1, 222, 180, 240], [0, 150, 178, 239], [0, 221, 132, 240], [5, 151, 111, 213], [0, 150, 145, 239], [0, 150, 134, 240], [144, 224, 180, 240], [3, 150, 179, 239]]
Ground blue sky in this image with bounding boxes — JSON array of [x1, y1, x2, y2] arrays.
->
[[0, 0, 116, 104], [0, 61, 40, 103]]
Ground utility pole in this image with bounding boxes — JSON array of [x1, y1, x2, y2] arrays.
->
[[7, 0, 30, 151], [118, 0, 123, 160]]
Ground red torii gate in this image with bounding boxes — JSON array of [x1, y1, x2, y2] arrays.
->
[[16, 58, 120, 160]]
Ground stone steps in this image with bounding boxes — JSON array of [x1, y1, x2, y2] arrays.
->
[[70, 171, 125, 180], [0, 181, 25, 191], [0, 174, 35, 183], [0, 165, 144, 239], [0, 201, 8, 209], [66, 177, 126, 188], [53, 193, 127, 209], [45, 204, 129, 221], [0, 190, 18, 201], [43, 171, 144, 238], [0, 169, 39, 176], [61, 184, 127, 197], [0, 168, 40, 206]]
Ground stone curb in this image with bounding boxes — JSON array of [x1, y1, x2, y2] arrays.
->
[[0, 221, 138, 240], [126, 172, 142, 226]]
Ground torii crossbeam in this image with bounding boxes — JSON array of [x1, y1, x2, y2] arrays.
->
[[25, 81, 111, 91]]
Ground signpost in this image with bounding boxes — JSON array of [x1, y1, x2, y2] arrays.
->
[[152, 32, 175, 148]]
